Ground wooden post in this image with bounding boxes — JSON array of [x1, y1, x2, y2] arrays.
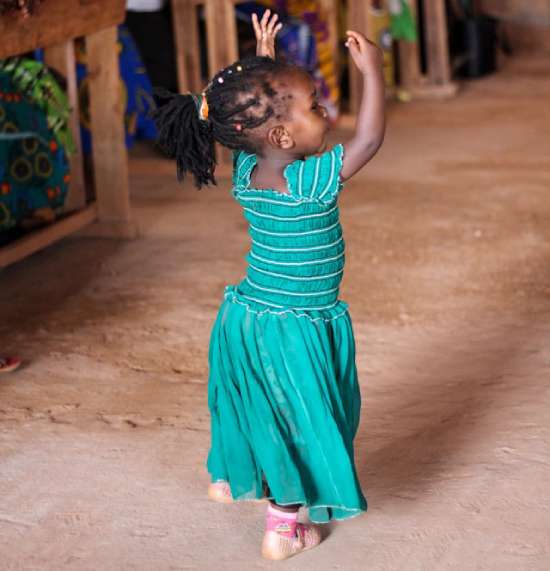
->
[[43, 40, 86, 213], [85, 26, 137, 238], [397, 0, 422, 87], [205, 0, 238, 76], [204, 0, 238, 165], [171, 0, 202, 93], [423, 0, 452, 85]]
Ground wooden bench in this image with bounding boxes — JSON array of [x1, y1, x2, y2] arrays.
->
[[0, 0, 136, 269]]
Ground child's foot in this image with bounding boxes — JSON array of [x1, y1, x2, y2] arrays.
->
[[207, 481, 233, 504], [261, 522, 322, 560], [261, 504, 322, 560], [207, 480, 268, 504]]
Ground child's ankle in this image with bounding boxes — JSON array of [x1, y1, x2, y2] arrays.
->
[[266, 504, 299, 538]]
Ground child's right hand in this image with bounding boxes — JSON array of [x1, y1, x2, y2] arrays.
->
[[345, 30, 383, 75], [252, 10, 283, 60]]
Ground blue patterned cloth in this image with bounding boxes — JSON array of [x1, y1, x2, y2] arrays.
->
[[0, 69, 69, 237]]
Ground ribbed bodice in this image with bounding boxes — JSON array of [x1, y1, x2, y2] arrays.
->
[[231, 145, 346, 312]]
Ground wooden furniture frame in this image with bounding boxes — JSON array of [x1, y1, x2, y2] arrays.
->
[[350, 0, 457, 111], [170, 0, 340, 165], [171, 0, 457, 114], [397, 0, 458, 100], [171, 0, 240, 97], [0, 0, 136, 269], [171, 0, 339, 93]]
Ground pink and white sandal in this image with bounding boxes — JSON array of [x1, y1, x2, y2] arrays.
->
[[261, 522, 322, 560]]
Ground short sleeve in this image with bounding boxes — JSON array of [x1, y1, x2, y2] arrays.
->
[[232, 150, 255, 189], [285, 144, 344, 202]]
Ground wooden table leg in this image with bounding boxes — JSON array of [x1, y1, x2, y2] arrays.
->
[[171, 0, 202, 94], [205, 0, 238, 166], [423, 0, 453, 86], [85, 26, 137, 238], [205, 0, 238, 76], [397, 0, 423, 88]]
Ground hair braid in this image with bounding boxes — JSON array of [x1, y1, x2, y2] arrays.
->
[[152, 56, 297, 189]]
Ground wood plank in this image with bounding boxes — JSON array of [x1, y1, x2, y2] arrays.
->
[[171, 0, 203, 93], [224, 0, 239, 64], [221, 0, 238, 164], [405, 81, 459, 100], [0, 0, 125, 59], [86, 26, 136, 237], [44, 40, 87, 213], [0, 205, 97, 269], [205, 0, 238, 76], [397, 0, 423, 87], [480, 0, 550, 27], [423, 0, 453, 85], [204, 0, 238, 166]]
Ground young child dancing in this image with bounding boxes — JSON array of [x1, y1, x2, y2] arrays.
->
[[153, 10, 385, 561]]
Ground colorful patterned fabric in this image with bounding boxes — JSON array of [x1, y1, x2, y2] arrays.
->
[[389, 0, 418, 42], [0, 58, 75, 154], [275, 1, 340, 119], [0, 68, 69, 237], [207, 146, 367, 523], [237, 2, 340, 119]]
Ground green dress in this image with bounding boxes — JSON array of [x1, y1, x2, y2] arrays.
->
[[207, 144, 367, 523]]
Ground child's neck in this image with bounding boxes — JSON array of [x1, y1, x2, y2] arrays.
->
[[252, 153, 302, 195]]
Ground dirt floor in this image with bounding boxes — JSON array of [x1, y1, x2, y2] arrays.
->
[[1, 56, 550, 570]]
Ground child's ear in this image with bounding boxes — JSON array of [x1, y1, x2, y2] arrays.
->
[[267, 125, 295, 150]]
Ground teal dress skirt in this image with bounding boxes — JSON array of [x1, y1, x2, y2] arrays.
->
[[207, 145, 367, 523]]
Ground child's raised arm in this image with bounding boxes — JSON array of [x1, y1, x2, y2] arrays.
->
[[341, 31, 386, 181], [252, 10, 282, 60]]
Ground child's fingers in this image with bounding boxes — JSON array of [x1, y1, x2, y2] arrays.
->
[[260, 9, 271, 32], [346, 42, 360, 58], [345, 38, 361, 62], [252, 13, 261, 38], [346, 30, 368, 49], [345, 36, 360, 51], [274, 22, 283, 35], [266, 12, 279, 35]]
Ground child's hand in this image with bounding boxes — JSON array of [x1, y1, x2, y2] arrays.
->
[[345, 30, 383, 75], [252, 10, 283, 59]]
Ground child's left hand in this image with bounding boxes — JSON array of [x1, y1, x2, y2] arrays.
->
[[252, 10, 283, 59]]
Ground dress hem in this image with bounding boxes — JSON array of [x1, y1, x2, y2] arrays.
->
[[209, 477, 367, 523]]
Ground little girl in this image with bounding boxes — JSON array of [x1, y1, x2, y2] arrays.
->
[[153, 11, 385, 561]]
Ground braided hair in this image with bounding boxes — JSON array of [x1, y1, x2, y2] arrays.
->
[[152, 56, 296, 189]]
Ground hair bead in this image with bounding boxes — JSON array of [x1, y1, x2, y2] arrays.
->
[[153, 56, 294, 189]]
